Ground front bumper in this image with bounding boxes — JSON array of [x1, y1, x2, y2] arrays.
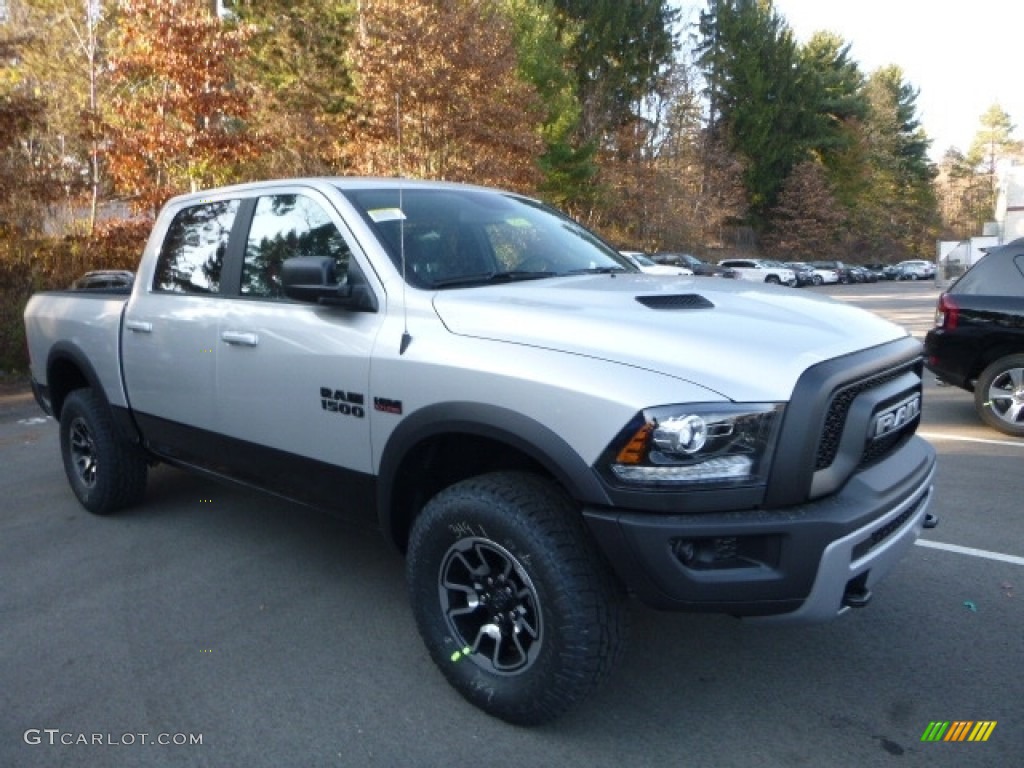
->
[[583, 435, 936, 623]]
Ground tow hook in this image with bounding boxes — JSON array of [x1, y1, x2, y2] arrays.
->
[[842, 574, 872, 609], [923, 512, 939, 529]]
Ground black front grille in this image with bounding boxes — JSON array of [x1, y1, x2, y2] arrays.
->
[[860, 432, 911, 469], [815, 361, 918, 470], [764, 338, 926, 509]]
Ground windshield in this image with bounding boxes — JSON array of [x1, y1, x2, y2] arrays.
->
[[340, 186, 631, 288]]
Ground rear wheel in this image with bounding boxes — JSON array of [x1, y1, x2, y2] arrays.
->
[[765, 275, 781, 285], [406, 471, 627, 725], [975, 355, 1024, 436], [59, 389, 147, 514], [811, 274, 823, 286]]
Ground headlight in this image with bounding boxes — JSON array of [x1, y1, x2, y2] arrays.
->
[[599, 403, 784, 489]]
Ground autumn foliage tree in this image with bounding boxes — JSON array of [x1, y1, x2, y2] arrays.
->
[[106, 0, 258, 215], [0, 30, 58, 232], [345, 0, 543, 191], [3, 0, 123, 235]]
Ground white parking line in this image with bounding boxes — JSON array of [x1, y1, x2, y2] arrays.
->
[[918, 431, 1024, 448], [916, 539, 1024, 566]]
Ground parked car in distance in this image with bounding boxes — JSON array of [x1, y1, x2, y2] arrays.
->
[[895, 260, 935, 280], [848, 266, 878, 283], [788, 261, 838, 286], [810, 260, 853, 284], [620, 251, 694, 276], [719, 258, 797, 286], [924, 237, 1024, 435], [862, 263, 898, 281], [785, 262, 816, 286], [653, 252, 733, 277]]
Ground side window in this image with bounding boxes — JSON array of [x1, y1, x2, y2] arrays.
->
[[153, 200, 240, 294], [241, 194, 353, 299], [953, 249, 1024, 296]]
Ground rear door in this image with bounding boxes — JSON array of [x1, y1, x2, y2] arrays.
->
[[122, 198, 244, 461]]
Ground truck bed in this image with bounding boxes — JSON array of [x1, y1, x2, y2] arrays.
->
[[24, 291, 131, 415]]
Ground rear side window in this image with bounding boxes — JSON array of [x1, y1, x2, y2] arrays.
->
[[952, 248, 1024, 296], [241, 194, 353, 299], [153, 200, 240, 294]]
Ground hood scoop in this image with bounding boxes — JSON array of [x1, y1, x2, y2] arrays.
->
[[636, 293, 715, 310]]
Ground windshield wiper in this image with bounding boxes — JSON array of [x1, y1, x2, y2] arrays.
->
[[428, 270, 556, 288], [562, 266, 630, 276]]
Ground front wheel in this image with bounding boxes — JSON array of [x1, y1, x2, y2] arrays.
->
[[59, 389, 148, 514], [406, 471, 627, 725], [975, 355, 1024, 436], [765, 275, 781, 285]]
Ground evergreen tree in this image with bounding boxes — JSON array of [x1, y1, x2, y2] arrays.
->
[[856, 66, 938, 258], [798, 31, 868, 208], [762, 159, 844, 258], [499, 0, 595, 212], [230, 0, 357, 176], [553, 0, 677, 143], [698, 0, 813, 225], [966, 103, 1018, 218]]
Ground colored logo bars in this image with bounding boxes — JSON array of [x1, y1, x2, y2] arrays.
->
[[921, 721, 997, 742]]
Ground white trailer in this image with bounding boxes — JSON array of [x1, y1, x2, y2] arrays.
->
[[936, 236, 999, 287]]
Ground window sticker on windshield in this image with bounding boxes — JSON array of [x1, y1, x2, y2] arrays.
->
[[368, 208, 407, 223]]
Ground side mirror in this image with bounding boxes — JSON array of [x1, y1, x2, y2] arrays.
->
[[281, 256, 378, 312]]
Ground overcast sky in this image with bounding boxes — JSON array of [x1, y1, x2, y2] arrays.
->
[[680, 0, 1022, 161]]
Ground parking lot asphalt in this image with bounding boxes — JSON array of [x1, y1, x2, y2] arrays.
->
[[1, 279, 1021, 768]]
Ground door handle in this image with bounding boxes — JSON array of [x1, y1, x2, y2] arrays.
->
[[125, 320, 152, 333], [221, 331, 259, 347]]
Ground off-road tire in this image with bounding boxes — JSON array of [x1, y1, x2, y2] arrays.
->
[[974, 354, 1024, 437], [59, 388, 148, 514], [406, 471, 627, 725]]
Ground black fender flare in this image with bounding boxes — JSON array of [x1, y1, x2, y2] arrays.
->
[[45, 341, 139, 444], [46, 341, 107, 418], [375, 401, 612, 545]]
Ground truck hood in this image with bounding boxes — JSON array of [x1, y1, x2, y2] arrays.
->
[[431, 274, 909, 401]]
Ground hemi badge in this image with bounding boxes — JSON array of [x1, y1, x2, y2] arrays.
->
[[374, 397, 403, 415]]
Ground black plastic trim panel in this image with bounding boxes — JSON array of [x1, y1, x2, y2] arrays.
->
[[583, 435, 935, 614], [764, 336, 923, 508], [133, 411, 378, 523]]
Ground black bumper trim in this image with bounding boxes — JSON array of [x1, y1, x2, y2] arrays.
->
[[583, 435, 935, 619]]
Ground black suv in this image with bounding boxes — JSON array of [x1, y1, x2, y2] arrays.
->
[[924, 238, 1024, 435]]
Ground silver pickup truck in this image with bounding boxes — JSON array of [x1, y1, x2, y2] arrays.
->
[[24, 178, 936, 724]]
